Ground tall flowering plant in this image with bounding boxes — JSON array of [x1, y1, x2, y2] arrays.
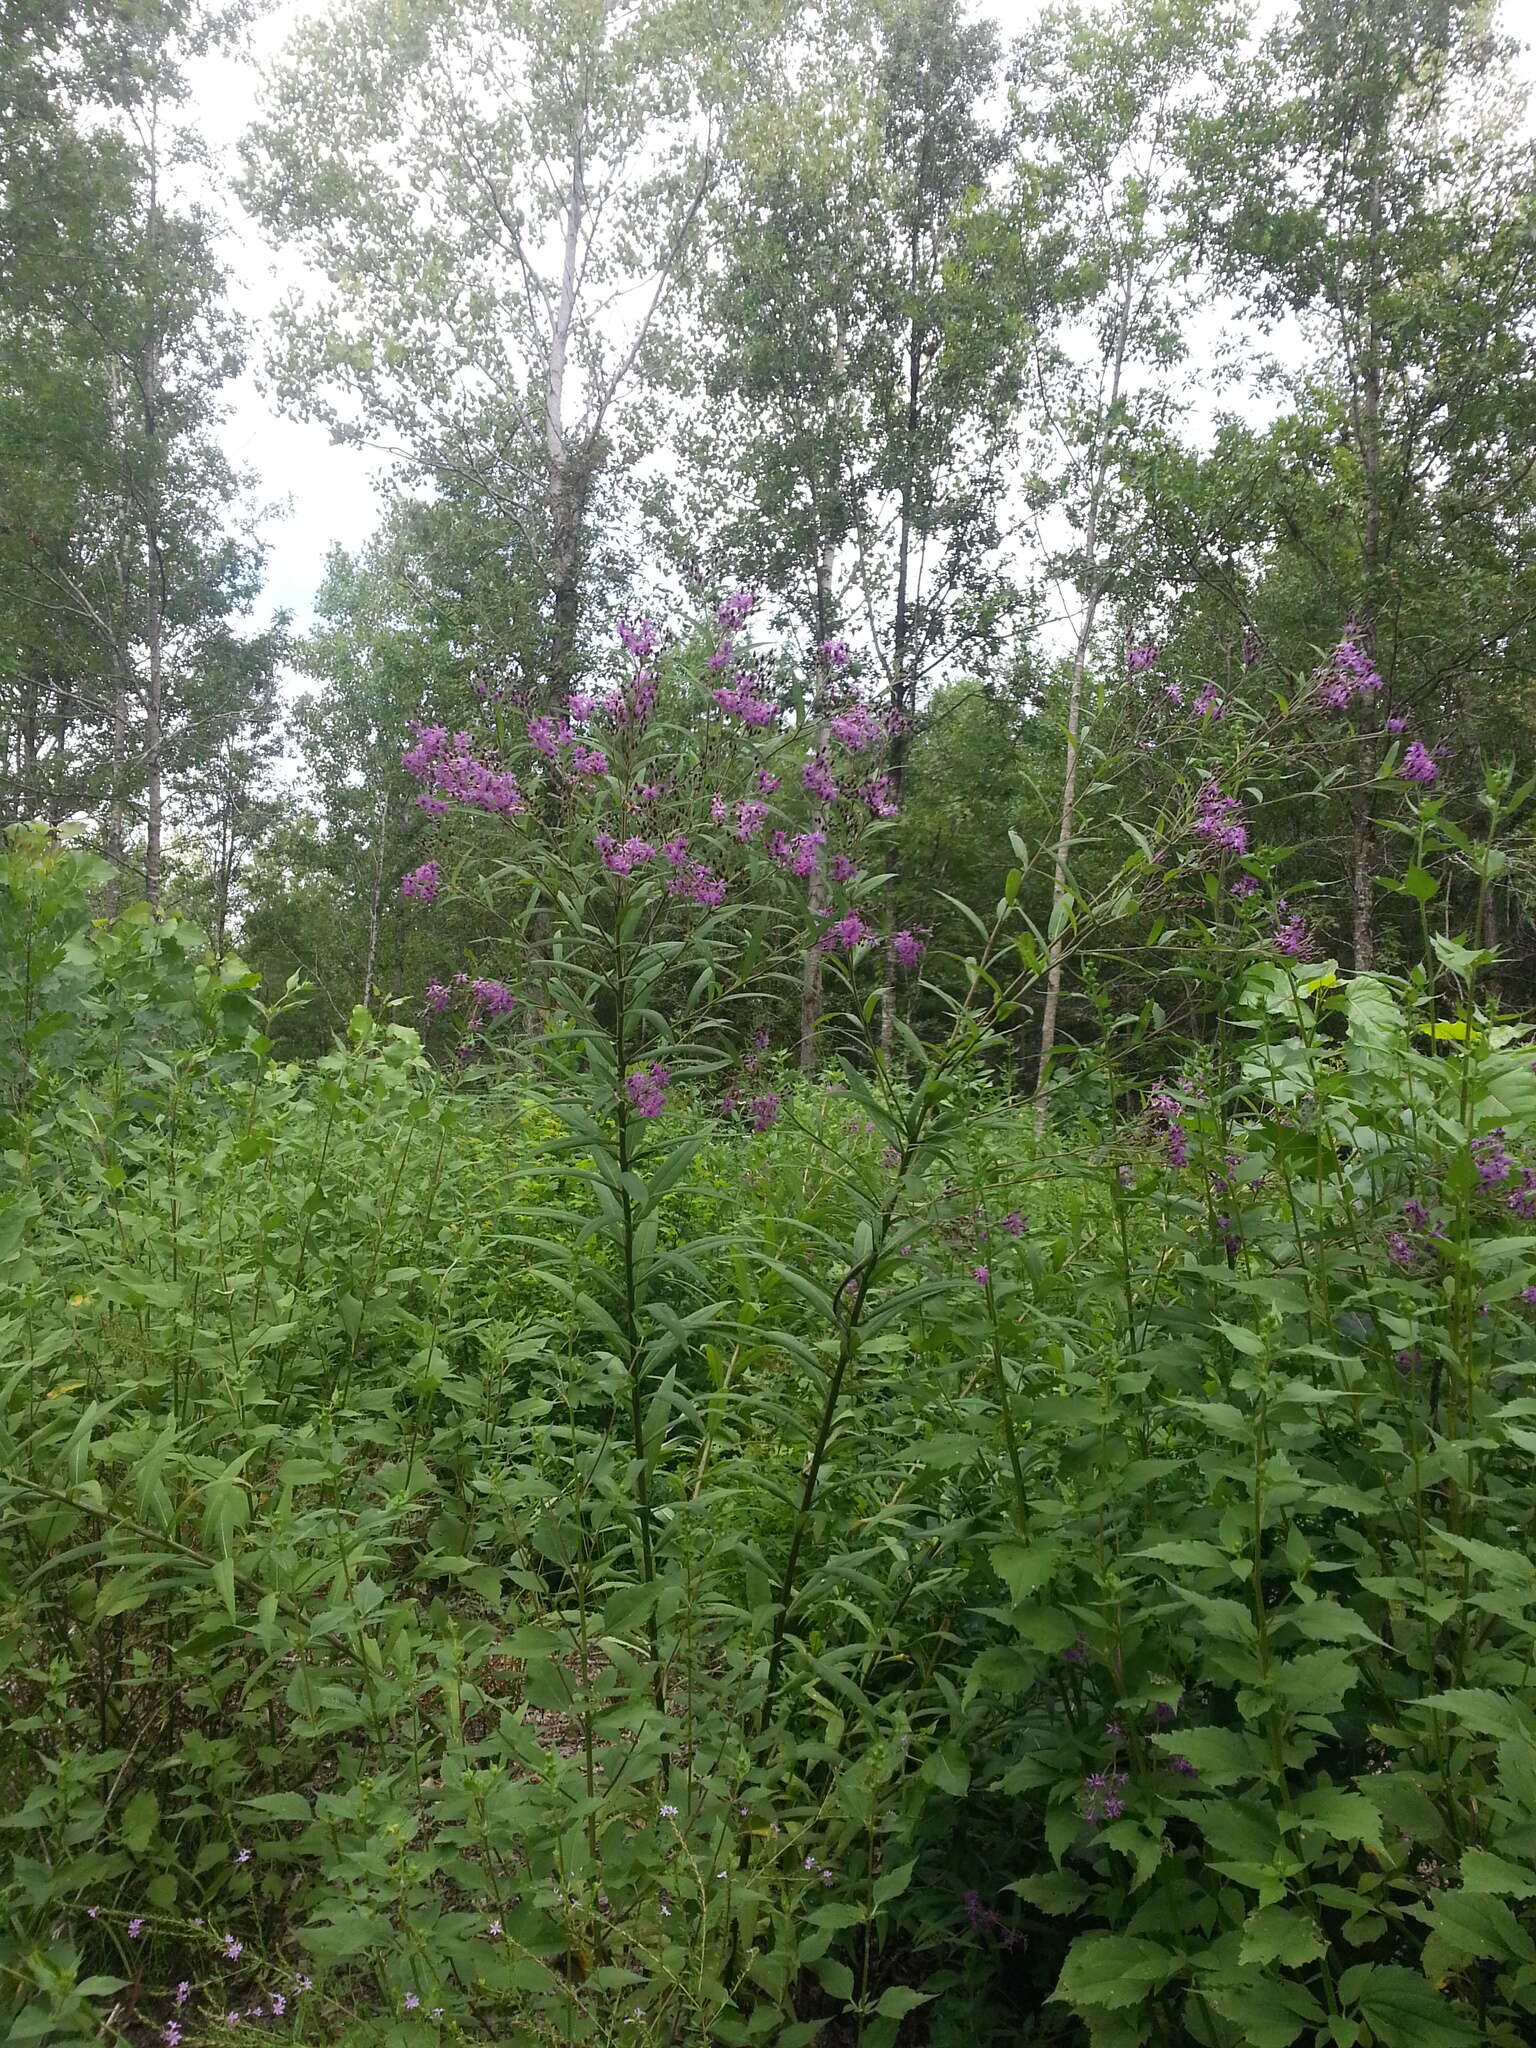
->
[[393, 594, 909, 1596]]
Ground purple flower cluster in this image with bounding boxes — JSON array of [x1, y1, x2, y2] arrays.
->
[[859, 775, 899, 819], [827, 701, 883, 751], [1191, 781, 1247, 856], [596, 833, 657, 875], [768, 829, 825, 879], [1082, 1770, 1128, 1825], [747, 1092, 781, 1133], [892, 929, 925, 967], [1149, 1091, 1190, 1169], [820, 635, 850, 669], [625, 1064, 670, 1119], [402, 724, 523, 817], [717, 588, 758, 633], [1507, 1168, 1536, 1220], [619, 616, 662, 662], [803, 756, 839, 803], [668, 860, 726, 907], [1272, 901, 1314, 958], [1473, 1129, 1513, 1189], [1316, 635, 1383, 711], [818, 911, 875, 952], [467, 979, 515, 1028], [422, 973, 513, 1029], [1387, 1195, 1445, 1270], [962, 1891, 1022, 1949], [1126, 642, 1159, 674], [399, 860, 441, 904], [1400, 740, 1438, 785], [712, 677, 776, 726]]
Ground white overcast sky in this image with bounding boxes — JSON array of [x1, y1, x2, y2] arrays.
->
[[191, 0, 1532, 636]]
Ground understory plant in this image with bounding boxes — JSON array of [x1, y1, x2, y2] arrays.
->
[[1, 619, 1534, 2048]]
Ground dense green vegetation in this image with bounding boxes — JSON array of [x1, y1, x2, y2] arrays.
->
[[6, 0, 1536, 2044]]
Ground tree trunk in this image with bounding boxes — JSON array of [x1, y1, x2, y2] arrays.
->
[[360, 792, 389, 1008], [1349, 167, 1386, 973], [544, 114, 586, 705], [799, 535, 838, 1075], [880, 214, 925, 1059], [1033, 269, 1134, 1138]]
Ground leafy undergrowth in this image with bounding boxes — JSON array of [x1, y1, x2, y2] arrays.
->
[[5, 807, 1536, 2048]]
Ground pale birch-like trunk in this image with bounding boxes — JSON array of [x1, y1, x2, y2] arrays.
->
[[1033, 270, 1135, 1138]]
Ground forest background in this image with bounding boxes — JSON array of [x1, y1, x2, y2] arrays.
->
[[8, 0, 1536, 1044], [10, 4, 1536, 2046]]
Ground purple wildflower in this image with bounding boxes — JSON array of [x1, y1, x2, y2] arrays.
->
[[234, 1847, 251, 1865], [1192, 780, 1247, 855], [892, 929, 925, 967], [820, 635, 850, 668], [1473, 1130, 1513, 1188], [1507, 1169, 1536, 1219], [803, 756, 839, 803], [400, 860, 441, 904], [570, 743, 608, 774], [756, 768, 780, 794], [423, 979, 455, 1015], [860, 774, 900, 818], [1230, 873, 1258, 899], [827, 701, 882, 750], [712, 680, 775, 726], [1386, 715, 1406, 734], [733, 800, 767, 841], [175, 1984, 189, 2008], [1401, 740, 1438, 784], [667, 861, 726, 906], [1520, 1287, 1536, 1310], [771, 829, 825, 879], [603, 836, 657, 875], [467, 979, 515, 1027], [717, 587, 757, 632], [1192, 685, 1225, 718], [626, 1065, 670, 1119], [619, 617, 661, 662], [1272, 902, 1314, 958], [1317, 636, 1383, 710], [748, 1093, 781, 1133], [830, 853, 860, 883], [817, 911, 874, 951], [164, 2025, 182, 2047], [1126, 642, 1158, 673], [972, 1264, 990, 1285], [128, 1918, 144, 1940], [222, 1937, 242, 1961], [1001, 1211, 1024, 1235]]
